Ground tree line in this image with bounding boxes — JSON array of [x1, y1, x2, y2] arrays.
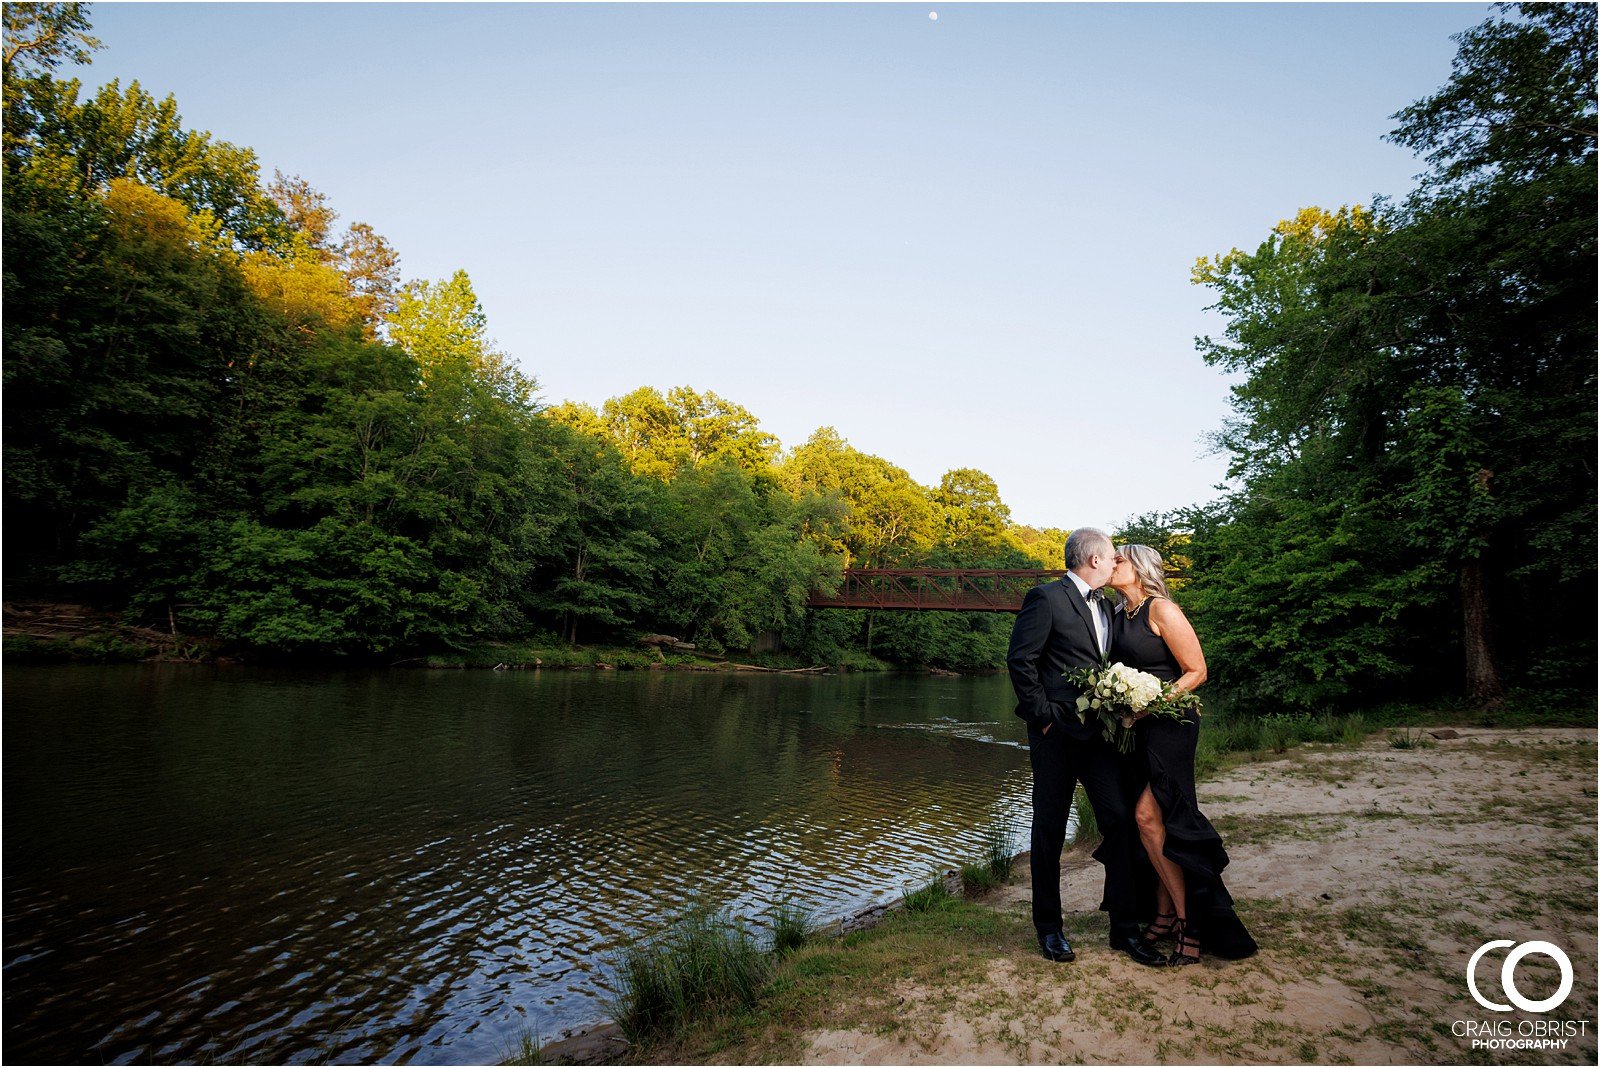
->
[[1174, 2, 1595, 709], [3, 3, 1070, 669], [5, 3, 1593, 706]]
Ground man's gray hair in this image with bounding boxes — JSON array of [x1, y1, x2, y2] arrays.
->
[[1064, 527, 1113, 569]]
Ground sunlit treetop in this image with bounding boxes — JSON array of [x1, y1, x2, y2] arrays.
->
[[2, 1, 101, 81]]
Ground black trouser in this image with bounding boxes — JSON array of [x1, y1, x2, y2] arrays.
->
[[1026, 723, 1142, 941]]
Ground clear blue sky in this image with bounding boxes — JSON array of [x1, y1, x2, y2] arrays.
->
[[88, 1, 1488, 529]]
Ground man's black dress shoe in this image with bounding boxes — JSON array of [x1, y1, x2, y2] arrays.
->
[[1038, 932, 1076, 962], [1114, 935, 1168, 967]]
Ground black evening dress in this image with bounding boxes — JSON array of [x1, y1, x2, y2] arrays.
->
[[1111, 599, 1258, 960]]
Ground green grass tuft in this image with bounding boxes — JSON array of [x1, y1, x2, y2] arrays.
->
[[1338, 713, 1371, 745], [901, 873, 953, 912], [959, 860, 1001, 896], [1388, 728, 1434, 750], [960, 814, 1021, 897], [501, 1026, 544, 1065], [606, 906, 771, 1046], [1259, 711, 1312, 753], [1070, 786, 1100, 846], [768, 899, 813, 957], [1192, 706, 1385, 775], [985, 815, 1019, 879]]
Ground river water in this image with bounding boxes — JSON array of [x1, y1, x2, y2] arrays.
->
[[3, 666, 1036, 1064]]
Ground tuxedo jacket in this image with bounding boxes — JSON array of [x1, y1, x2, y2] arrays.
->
[[1006, 578, 1107, 743]]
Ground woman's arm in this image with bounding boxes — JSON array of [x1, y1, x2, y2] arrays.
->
[[1149, 597, 1207, 694]]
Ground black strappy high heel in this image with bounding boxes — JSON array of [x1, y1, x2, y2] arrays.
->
[[1169, 919, 1202, 966], [1140, 910, 1179, 947]]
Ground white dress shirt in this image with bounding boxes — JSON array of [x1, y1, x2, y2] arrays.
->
[[1065, 570, 1109, 655]]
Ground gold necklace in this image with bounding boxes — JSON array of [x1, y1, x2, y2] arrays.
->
[[1123, 596, 1148, 618]]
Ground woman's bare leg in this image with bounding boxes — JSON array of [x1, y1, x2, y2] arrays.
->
[[1134, 786, 1189, 927], [1153, 877, 1174, 921]]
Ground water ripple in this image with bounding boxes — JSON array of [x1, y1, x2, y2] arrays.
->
[[5, 668, 1031, 1064]]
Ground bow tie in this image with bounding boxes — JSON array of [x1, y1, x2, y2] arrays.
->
[[1085, 589, 1105, 604]]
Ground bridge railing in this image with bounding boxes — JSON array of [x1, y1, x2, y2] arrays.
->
[[807, 569, 1068, 613]]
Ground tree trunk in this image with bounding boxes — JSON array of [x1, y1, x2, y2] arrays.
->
[[1460, 559, 1503, 706]]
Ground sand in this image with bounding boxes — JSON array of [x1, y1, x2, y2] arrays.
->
[[801, 728, 1599, 1066]]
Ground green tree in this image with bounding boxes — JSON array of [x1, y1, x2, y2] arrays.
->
[[779, 427, 938, 568], [9, 76, 284, 247], [1188, 3, 1595, 706], [241, 242, 362, 338], [1004, 524, 1071, 569], [3, 2, 100, 77], [2, 1, 100, 160], [597, 385, 778, 480], [1182, 490, 1438, 708], [390, 270, 497, 379], [1387, 1, 1596, 188], [388, 269, 536, 442], [3, 7, 567, 656], [527, 423, 657, 645], [190, 322, 546, 654], [646, 461, 837, 651], [1112, 511, 1193, 593], [933, 467, 1011, 551], [0, 1, 1100, 670], [4, 177, 269, 572]]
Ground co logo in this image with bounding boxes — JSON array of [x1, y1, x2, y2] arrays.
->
[[1467, 940, 1574, 1013]]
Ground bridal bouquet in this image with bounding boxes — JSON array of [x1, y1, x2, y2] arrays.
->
[[1062, 662, 1200, 753]]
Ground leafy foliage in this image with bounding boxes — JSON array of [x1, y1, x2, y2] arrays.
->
[[12, 2, 1586, 693], [1185, 2, 1595, 708], [1387, 1, 1596, 188]]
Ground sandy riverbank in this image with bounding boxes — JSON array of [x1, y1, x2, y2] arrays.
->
[[580, 726, 1596, 1066]]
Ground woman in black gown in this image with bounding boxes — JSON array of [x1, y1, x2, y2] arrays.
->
[[1108, 544, 1257, 965]]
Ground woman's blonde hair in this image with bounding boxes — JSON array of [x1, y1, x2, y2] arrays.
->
[[1119, 543, 1169, 604]]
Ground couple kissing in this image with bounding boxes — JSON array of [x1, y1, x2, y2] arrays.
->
[[1006, 527, 1258, 967]]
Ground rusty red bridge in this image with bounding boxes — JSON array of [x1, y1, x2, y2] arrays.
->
[[807, 569, 1067, 612]]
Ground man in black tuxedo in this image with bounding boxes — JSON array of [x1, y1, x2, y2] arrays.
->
[[1006, 527, 1164, 966]]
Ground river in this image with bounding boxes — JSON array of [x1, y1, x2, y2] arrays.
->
[[3, 665, 1036, 1064]]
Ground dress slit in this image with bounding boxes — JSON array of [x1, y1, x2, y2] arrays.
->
[[1113, 600, 1258, 960]]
